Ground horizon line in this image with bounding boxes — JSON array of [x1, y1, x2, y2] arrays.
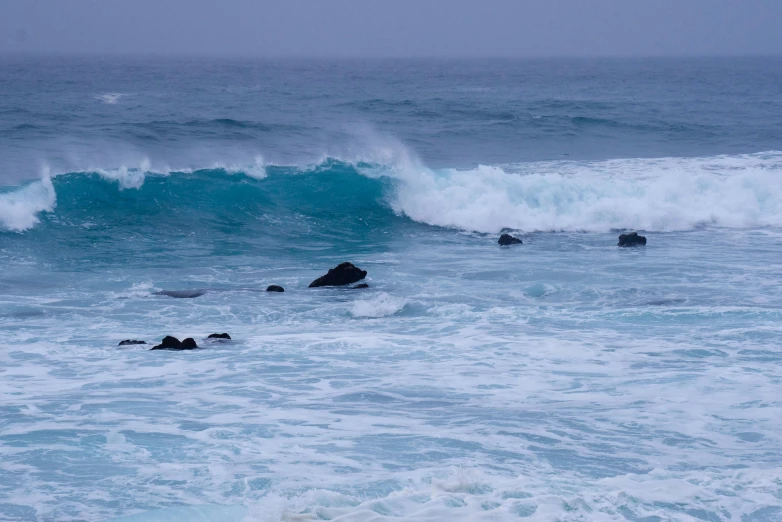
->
[[2, 51, 781, 60]]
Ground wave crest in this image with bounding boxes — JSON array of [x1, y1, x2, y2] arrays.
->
[[0, 174, 56, 232]]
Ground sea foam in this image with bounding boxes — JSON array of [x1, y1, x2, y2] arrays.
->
[[95, 93, 127, 104], [379, 151, 782, 233], [350, 292, 408, 318]]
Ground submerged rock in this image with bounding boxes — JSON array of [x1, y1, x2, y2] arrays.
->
[[498, 233, 523, 246], [309, 262, 367, 288], [208, 333, 231, 340], [153, 290, 207, 299], [118, 339, 146, 346], [353, 283, 369, 289], [618, 232, 647, 247], [266, 285, 285, 292]]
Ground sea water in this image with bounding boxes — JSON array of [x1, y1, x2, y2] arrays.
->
[[1, 57, 781, 521]]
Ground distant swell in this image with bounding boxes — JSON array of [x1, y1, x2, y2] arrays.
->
[[1, 151, 781, 234]]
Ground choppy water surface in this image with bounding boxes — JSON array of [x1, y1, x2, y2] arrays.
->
[[1, 57, 781, 521]]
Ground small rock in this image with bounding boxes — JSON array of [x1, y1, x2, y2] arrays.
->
[[181, 338, 198, 349], [208, 333, 231, 340], [151, 336, 182, 350], [353, 283, 369, 289], [153, 290, 207, 299], [309, 262, 367, 288], [618, 232, 647, 247], [266, 285, 285, 292], [118, 339, 146, 346], [498, 233, 523, 246]]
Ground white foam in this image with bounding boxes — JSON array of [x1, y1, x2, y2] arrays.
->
[[350, 292, 407, 318], [108, 281, 157, 300], [215, 155, 267, 180], [236, 465, 782, 522], [0, 173, 56, 232], [3, 286, 781, 520], [369, 151, 782, 233], [94, 158, 154, 189], [95, 93, 127, 104]]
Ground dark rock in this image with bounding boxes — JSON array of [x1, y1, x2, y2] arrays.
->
[[181, 338, 198, 349], [208, 333, 231, 340], [151, 336, 182, 350], [353, 283, 369, 289], [266, 285, 285, 292], [150, 336, 199, 351], [618, 232, 647, 247], [118, 339, 146, 346], [153, 290, 207, 299], [498, 233, 523, 246], [309, 262, 367, 288]]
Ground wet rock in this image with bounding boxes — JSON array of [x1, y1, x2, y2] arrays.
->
[[151, 336, 182, 350], [266, 285, 285, 292], [618, 232, 647, 247], [181, 338, 198, 349], [309, 262, 367, 288], [153, 290, 207, 299], [208, 333, 231, 340], [151, 336, 198, 350], [498, 233, 523, 246], [353, 283, 369, 289], [118, 339, 146, 346]]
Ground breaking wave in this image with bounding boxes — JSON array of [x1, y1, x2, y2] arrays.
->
[[1, 150, 781, 234]]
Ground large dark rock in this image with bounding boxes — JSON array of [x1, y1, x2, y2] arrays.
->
[[208, 333, 231, 340], [498, 233, 523, 246], [150, 336, 198, 350], [309, 262, 367, 288], [181, 338, 198, 349], [119, 339, 146, 346], [618, 232, 647, 247], [266, 285, 285, 293], [151, 336, 182, 350], [153, 290, 207, 299]]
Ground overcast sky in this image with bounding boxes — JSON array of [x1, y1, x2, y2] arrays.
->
[[1, 0, 781, 57]]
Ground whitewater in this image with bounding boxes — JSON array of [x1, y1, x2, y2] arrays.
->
[[1, 57, 781, 522]]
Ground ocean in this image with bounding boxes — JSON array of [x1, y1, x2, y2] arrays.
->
[[1, 56, 781, 521]]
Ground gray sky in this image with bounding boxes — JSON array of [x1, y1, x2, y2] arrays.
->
[[1, 0, 781, 57]]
